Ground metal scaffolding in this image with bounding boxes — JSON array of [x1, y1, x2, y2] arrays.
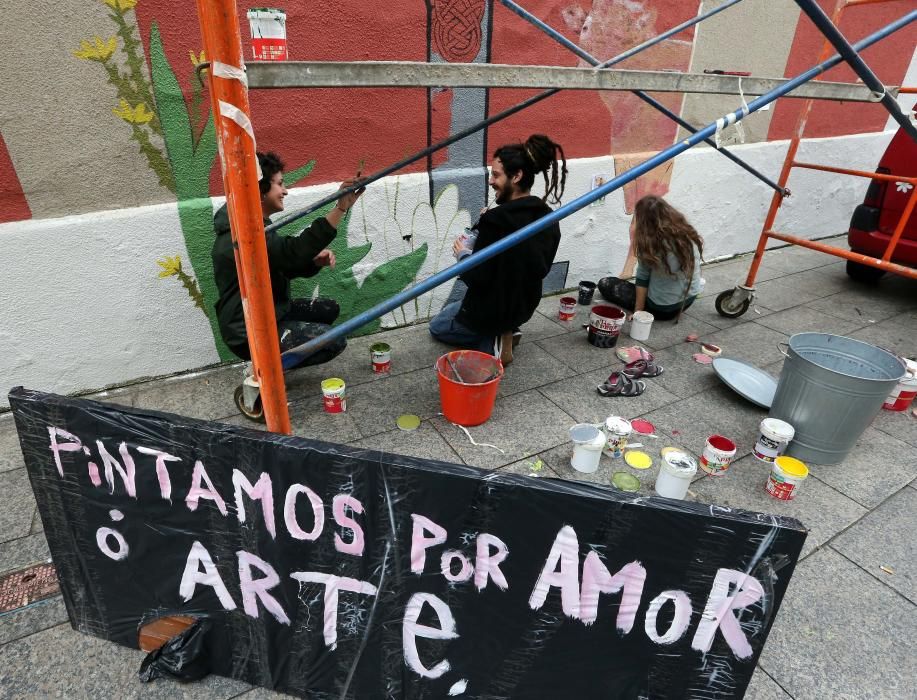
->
[[194, 0, 917, 428]]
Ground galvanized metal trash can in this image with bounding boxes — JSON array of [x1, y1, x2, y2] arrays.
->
[[769, 333, 905, 465]]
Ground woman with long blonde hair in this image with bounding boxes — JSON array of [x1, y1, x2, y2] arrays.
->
[[597, 195, 704, 321]]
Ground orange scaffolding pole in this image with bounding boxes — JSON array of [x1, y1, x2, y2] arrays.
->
[[740, 0, 916, 292], [195, 0, 291, 434]]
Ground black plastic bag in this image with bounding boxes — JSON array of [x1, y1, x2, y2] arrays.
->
[[138, 619, 212, 683]]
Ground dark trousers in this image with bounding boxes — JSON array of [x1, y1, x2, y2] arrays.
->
[[597, 277, 694, 321], [229, 297, 347, 368]]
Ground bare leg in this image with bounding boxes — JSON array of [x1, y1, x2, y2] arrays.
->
[[619, 242, 637, 280]]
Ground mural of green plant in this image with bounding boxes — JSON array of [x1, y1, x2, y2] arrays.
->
[[75, 0, 430, 355], [156, 255, 205, 311]]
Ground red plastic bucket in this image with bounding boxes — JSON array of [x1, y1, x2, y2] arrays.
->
[[436, 350, 503, 426]]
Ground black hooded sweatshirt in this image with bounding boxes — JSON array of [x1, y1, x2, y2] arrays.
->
[[456, 195, 561, 336], [211, 203, 337, 349]]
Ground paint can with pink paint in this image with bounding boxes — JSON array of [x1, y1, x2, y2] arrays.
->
[[247, 8, 288, 61], [602, 416, 632, 458], [558, 297, 577, 321], [765, 456, 809, 501], [587, 305, 626, 348], [699, 434, 737, 476], [321, 378, 346, 414], [753, 418, 794, 463], [370, 343, 391, 374]]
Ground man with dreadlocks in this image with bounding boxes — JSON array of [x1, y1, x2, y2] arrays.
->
[[430, 134, 567, 366]]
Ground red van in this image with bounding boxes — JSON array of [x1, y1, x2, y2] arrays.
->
[[846, 126, 917, 282]]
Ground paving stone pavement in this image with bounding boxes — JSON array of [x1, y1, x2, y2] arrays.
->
[[1, 240, 915, 698]]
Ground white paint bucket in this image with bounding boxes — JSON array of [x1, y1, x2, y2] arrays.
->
[[699, 434, 736, 476], [629, 311, 654, 341], [753, 418, 795, 463], [247, 8, 288, 61], [655, 450, 697, 500], [569, 424, 605, 474], [321, 378, 346, 413], [765, 455, 809, 501], [602, 416, 632, 458]]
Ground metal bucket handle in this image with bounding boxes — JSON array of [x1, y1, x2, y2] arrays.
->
[[777, 341, 790, 358]]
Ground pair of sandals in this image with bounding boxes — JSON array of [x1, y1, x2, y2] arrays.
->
[[597, 355, 664, 397]]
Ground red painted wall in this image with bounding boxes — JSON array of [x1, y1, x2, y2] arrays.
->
[[134, 0, 435, 195], [0, 132, 31, 223], [767, 0, 917, 140]]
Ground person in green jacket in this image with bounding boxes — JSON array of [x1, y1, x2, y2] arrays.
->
[[212, 151, 363, 366]]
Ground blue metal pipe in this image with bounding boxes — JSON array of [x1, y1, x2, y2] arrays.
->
[[501, 0, 786, 195], [265, 0, 746, 234], [279, 10, 916, 368], [500, 0, 745, 69], [794, 0, 917, 144]]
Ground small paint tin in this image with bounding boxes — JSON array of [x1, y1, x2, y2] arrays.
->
[[577, 280, 597, 305], [370, 342, 392, 374], [701, 343, 722, 358], [753, 418, 794, 463], [624, 450, 652, 470], [883, 359, 917, 411], [321, 378, 346, 413], [765, 456, 808, 501], [558, 297, 577, 321], [699, 434, 736, 476], [655, 450, 697, 500], [602, 416, 632, 458]]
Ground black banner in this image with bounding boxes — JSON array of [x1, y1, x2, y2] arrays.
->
[[10, 387, 805, 699]]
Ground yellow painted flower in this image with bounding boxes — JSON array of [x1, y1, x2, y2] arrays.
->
[[102, 0, 138, 11], [113, 99, 155, 125], [156, 256, 182, 278], [189, 50, 206, 67], [73, 36, 117, 62]]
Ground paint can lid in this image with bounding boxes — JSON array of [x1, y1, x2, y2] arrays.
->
[[396, 414, 421, 431], [604, 416, 632, 435], [624, 450, 653, 470], [570, 423, 602, 445], [631, 418, 656, 435], [774, 456, 809, 478], [321, 378, 345, 392], [611, 471, 641, 492], [760, 418, 794, 441]]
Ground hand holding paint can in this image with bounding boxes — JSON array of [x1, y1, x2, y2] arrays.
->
[[602, 416, 632, 458], [699, 434, 736, 476], [454, 228, 478, 260], [558, 297, 577, 321], [370, 343, 391, 374]]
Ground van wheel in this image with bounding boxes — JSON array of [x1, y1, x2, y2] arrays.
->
[[846, 260, 885, 284]]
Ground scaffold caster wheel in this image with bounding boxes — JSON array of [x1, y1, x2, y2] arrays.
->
[[234, 385, 265, 423], [715, 289, 751, 318], [845, 260, 885, 284]]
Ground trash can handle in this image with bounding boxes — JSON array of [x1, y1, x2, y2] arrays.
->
[[777, 342, 790, 358]]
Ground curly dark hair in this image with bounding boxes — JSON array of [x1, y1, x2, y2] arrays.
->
[[632, 195, 705, 280], [493, 134, 568, 205], [257, 151, 284, 195]]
